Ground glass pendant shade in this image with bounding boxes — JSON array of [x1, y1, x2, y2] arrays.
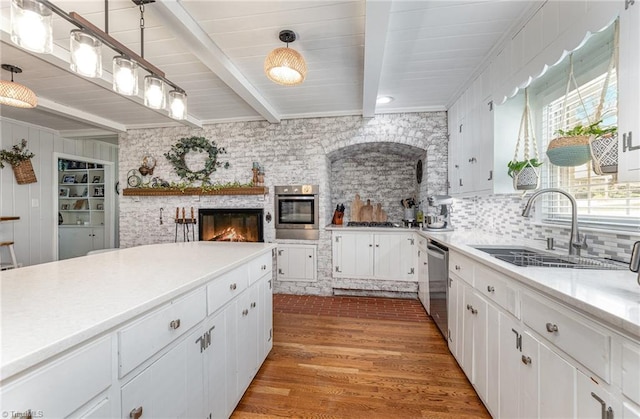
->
[[70, 30, 102, 78], [113, 56, 138, 96], [10, 0, 52, 53], [0, 80, 37, 108], [144, 75, 165, 109], [264, 47, 307, 86], [168, 90, 187, 120]]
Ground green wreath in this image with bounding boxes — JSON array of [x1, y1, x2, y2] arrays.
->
[[164, 136, 229, 183]]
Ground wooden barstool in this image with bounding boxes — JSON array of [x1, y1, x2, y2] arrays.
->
[[0, 241, 18, 270]]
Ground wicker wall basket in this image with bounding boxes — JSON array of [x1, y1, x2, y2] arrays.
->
[[546, 135, 592, 167], [590, 133, 618, 175], [11, 159, 37, 184]]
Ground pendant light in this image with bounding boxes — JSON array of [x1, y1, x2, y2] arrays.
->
[[0, 64, 37, 108], [70, 29, 103, 78], [10, 0, 52, 54], [144, 75, 165, 109], [264, 30, 307, 86], [113, 56, 138, 95], [168, 90, 187, 120]]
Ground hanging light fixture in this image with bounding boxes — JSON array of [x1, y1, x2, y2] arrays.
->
[[0, 64, 37, 108], [264, 30, 307, 86], [10, 0, 53, 54], [144, 75, 165, 109], [113, 56, 138, 95], [70, 29, 102, 78], [168, 90, 187, 120]]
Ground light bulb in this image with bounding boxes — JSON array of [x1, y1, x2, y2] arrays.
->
[[144, 75, 165, 109], [168, 90, 187, 120], [10, 0, 52, 53], [113, 56, 138, 96], [70, 30, 102, 78]]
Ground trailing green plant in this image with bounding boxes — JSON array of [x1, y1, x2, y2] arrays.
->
[[507, 158, 543, 179], [0, 139, 34, 169], [555, 120, 617, 137]]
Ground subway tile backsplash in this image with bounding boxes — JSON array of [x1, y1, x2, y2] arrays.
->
[[451, 194, 640, 263]]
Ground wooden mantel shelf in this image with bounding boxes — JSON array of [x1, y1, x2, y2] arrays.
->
[[123, 186, 269, 197]]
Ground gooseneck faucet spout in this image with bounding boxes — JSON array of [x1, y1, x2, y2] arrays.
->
[[521, 188, 587, 256]]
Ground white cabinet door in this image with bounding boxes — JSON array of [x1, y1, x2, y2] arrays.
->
[[447, 274, 459, 360], [520, 331, 539, 419], [499, 312, 522, 419], [417, 248, 429, 313], [374, 233, 415, 280], [121, 328, 203, 418], [59, 227, 94, 259], [277, 245, 316, 281], [448, 100, 461, 196], [474, 96, 494, 193], [461, 282, 474, 380], [259, 274, 274, 361], [236, 282, 260, 397], [485, 301, 499, 417], [618, 1, 640, 182], [332, 232, 373, 278], [203, 309, 228, 419], [539, 340, 576, 419], [577, 369, 622, 419], [224, 298, 240, 412], [469, 291, 488, 405]]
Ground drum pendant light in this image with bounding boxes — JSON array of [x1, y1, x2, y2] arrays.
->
[[70, 29, 103, 78], [113, 56, 138, 96], [10, 0, 53, 53], [144, 75, 165, 109], [168, 90, 187, 120], [264, 30, 307, 86], [0, 64, 37, 108]]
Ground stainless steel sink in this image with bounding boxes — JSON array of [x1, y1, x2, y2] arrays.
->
[[472, 246, 627, 270]]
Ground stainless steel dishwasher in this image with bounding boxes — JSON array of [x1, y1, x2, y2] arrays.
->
[[427, 240, 449, 340]]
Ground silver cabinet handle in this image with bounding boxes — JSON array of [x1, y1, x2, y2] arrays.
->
[[521, 355, 532, 365], [169, 319, 181, 330], [242, 309, 249, 316], [546, 323, 559, 333], [466, 304, 472, 311], [471, 308, 478, 315], [250, 302, 256, 308], [261, 264, 267, 270], [278, 268, 284, 275], [130, 407, 143, 419], [607, 407, 614, 419], [369, 244, 373, 247], [230, 283, 237, 290], [591, 392, 606, 419], [375, 244, 379, 248], [455, 265, 461, 271], [487, 286, 495, 293]]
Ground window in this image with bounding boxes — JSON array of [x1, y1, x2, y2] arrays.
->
[[535, 26, 640, 230]]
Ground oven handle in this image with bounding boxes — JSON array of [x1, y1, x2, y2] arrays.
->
[[426, 245, 446, 260], [277, 195, 316, 200]]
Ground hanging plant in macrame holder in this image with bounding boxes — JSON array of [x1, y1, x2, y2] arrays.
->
[[546, 54, 594, 167], [508, 88, 542, 191], [590, 20, 619, 175]]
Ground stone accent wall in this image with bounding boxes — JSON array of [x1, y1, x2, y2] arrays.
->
[[119, 112, 448, 296]]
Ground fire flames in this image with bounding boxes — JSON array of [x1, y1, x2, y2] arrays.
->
[[209, 227, 248, 242]]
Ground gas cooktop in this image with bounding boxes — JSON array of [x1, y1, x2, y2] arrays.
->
[[346, 221, 396, 227]]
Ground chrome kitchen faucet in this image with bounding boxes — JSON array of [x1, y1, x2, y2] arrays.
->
[[521, 188, 587, 256]]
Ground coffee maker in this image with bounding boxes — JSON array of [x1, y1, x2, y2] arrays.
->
[[425, 195, 454, 231]]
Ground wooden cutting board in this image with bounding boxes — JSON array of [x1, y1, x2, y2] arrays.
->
[[359, 199, 373, 222], [351, 194, 363, 222]]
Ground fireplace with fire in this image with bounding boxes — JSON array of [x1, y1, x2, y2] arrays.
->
[[199, 208, 264, 242]]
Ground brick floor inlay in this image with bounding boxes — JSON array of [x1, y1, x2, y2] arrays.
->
[[274, 294, 430, 323]]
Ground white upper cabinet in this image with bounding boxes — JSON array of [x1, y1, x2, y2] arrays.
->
[[618, 1, 640, 182]]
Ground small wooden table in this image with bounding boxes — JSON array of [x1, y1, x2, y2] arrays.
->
[[0, 216, 19, 269]]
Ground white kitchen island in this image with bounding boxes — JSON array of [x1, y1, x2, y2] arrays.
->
[[0, 241, 276, 418]]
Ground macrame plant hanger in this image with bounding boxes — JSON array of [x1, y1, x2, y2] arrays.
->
[[512, 88, 541, 191], [590, 19, 619, 175]]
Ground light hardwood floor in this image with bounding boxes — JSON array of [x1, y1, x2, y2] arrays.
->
[[232, 297, 490, 418]]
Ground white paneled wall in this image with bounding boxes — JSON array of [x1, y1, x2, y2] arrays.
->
[[0, 118, 118, 267]]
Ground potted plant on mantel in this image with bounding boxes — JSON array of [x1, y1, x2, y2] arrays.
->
[[0, 139, 37, 184]]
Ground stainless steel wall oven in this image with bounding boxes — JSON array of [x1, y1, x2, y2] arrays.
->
[[274, 185, 319, 240]]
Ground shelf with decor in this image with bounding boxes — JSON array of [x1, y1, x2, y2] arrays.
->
[[58, 160, 105, 226], [123, 186, 269, 197]]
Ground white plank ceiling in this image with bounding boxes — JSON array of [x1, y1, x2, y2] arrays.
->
[[0, 0, 536, 135]]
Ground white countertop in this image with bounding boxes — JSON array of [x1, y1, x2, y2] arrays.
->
[[0, 242, 276, 382], [421, 230, 640, 340]]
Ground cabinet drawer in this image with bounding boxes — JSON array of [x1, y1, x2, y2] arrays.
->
[[1, 336, 112, 418], [207, 265, 248, 315], [449, 251, 474, 284], [474, 264, 519, 318], [249, 252, 272, 284], [119, 288, 206, 377], [623, 341, 640, 405], [522, 293, 610, 382]]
